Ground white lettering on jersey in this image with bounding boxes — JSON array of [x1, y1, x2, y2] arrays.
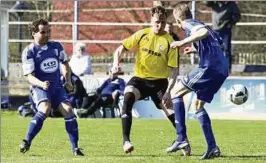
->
[[40, 58, 59, 73]]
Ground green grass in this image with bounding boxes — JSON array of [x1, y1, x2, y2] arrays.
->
[[1, 111, 266, 163]]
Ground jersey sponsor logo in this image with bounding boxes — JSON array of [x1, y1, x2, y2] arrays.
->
[[159, 45, 165, 51], [40, 58, 58, 73], [141, 48, 161, 56]]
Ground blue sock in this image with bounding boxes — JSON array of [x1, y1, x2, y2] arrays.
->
[[64, 114, 79, 151], [196, 109, 217, 150], [25, 111, 47, 144], [172, 97, 187, 142]]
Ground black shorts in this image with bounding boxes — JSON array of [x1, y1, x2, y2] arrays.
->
[[126, 76, 168, 109]]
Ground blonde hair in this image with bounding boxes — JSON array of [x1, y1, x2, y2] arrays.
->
[[173, 3, 192, 20]]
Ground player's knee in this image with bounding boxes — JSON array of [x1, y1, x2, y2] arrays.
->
[[194, 99, 205, 111], [38, 100, 51, 116], [124, 86, 141, 100], [122, 92, 135, 115]]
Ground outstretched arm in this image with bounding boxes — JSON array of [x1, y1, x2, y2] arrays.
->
[[112, 45, 127, 73], [171, 27, 208, 48]]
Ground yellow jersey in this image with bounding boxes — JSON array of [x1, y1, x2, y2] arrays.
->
[[122, 27, 178, 79]]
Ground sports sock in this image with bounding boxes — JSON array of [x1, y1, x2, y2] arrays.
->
[[25, 111, 47, 144], [196, 108, 217, 150], [121, 92, 135, 143], [172, 97, 187, 142], [64, 114, 79, 151]]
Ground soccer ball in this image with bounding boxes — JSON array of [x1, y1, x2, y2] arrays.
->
[[228, 84, 248, 105]]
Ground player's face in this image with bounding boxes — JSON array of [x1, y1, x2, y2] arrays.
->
[[151, 13, 166, 34], [33, 24, 50, 45]]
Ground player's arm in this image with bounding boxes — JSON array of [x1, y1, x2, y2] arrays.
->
[[166, 67, 179, 94], [61, 62, 73, 92], [58, 43, 73, 92], [171, 27, 208, 48], [27, 73, 50, 90], [112, 45, 127, 71], [22, 46, 50, 90]]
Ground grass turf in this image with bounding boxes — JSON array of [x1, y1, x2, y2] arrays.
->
[[1, 111, 266, 163]]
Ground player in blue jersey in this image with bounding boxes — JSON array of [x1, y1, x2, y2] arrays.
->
[[164, 4, 229, 159], [19, 19, 84, 156]]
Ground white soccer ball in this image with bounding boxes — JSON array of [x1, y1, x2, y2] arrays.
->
[[228, 84, 249, 105]]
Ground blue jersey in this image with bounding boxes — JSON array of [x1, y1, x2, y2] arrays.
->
[[183, 19, 229, 76], [22, 41, 68, 89], [97, 77, 125, 95]]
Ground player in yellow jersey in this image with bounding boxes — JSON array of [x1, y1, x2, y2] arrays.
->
[[112, 6, 179, 153]]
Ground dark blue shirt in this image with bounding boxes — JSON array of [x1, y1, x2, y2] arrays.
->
[[22, 41, 68, 89], [97, 77, 125, 95], [184, 19, 229, 77]]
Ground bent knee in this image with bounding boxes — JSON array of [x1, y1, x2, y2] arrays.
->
[[124, 85, 141, 100]]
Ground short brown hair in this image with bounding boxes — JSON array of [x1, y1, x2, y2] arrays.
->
[[173, 3, 192, 20], [151, 6, 167, 17], [28, 18, 49, 35]]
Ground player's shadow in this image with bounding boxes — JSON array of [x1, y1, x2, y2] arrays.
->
[[221, 155, 266, 160]]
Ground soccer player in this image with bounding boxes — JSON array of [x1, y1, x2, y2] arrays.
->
[[20, 19, 84, 156], [112, 6, 179, 153], [165, 4, 229, 159]]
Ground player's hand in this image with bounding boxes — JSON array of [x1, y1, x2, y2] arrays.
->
[[111, 65, 121, 74], [65, 81, 74, 93], [170, 41, 185, 49], [162, 92, 172, 109], [184, 46, 192, 54], [41, 81, 50, 90]]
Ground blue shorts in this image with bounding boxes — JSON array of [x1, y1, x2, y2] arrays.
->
[[181, 67, 227, 103], [30, 86, 71, 111]]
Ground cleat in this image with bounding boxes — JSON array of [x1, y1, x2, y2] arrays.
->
[[73, 148, 84, 156], [200, 146, 221, 159], [20, 139, 30, 153], [181, 143, 191, 156], [166, 140, 189, 153], [123, 141, 134, 153]]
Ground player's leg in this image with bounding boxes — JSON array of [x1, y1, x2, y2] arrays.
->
[[56, 87, 84, 156], [20, 87, 51, 153], [165, 81, 191, 154], [58, 102, 84, 156], [150, 78, 176, 128], [194, 99, 220, 159], [121, 85, 141, 153], [195, 74, 226, 159]]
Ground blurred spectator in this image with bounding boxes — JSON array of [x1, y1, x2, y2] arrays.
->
[[204, 1, 241, 73], [76, 70, 126, 118], [165, 22, 180, 41], [69, 42, 92, 76]]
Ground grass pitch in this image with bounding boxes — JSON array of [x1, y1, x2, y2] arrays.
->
[[1, 111, 266, 163]]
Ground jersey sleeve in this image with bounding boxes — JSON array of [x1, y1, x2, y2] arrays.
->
[[184, 20, 206, 36], [122, 29, 146, 51], [58, 43, 68, 63], [21, 46, 35, 76]]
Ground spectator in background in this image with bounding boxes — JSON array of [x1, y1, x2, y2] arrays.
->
[[204, 1, 241, 73], [76, 69, 126, 118], [69, 42, 92, 76], [165, 22, 180, 41]]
